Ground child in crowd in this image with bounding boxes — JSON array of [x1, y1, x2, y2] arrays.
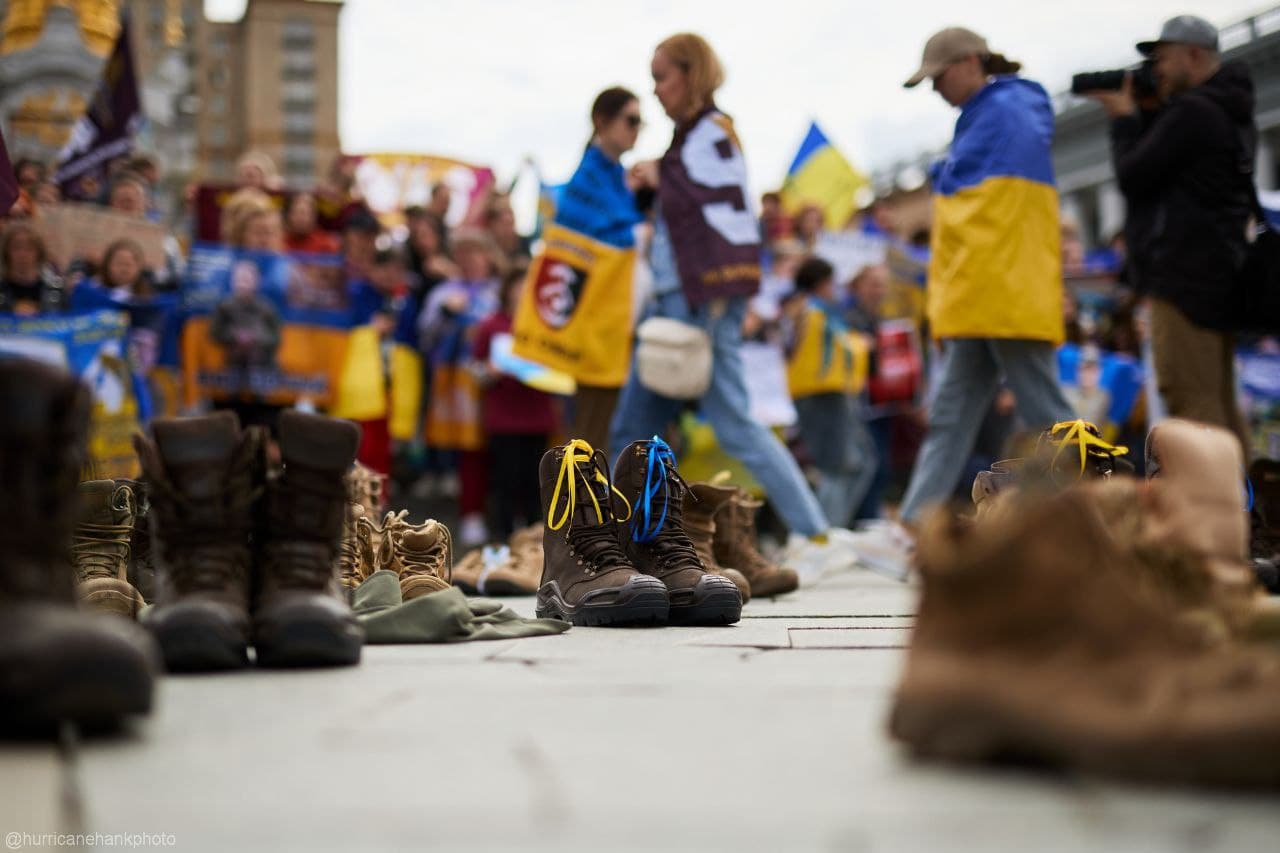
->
[[209, 259, 282, 431], [417, 228, 502, 547], [781, 257, 878, 530], [472, 266, 559, 540]]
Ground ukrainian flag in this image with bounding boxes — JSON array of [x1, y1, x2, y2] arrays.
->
[[781, 122, 868, 231], [927, 76, 1063, 344]]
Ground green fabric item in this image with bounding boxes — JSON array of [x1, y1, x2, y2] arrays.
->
[[352, 571, 570, 644]]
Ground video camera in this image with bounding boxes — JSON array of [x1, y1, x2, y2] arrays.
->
[[1070, 59, 1158, 99]]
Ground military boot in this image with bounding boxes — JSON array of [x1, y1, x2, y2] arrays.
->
[[377, 515, 452, 600], [135, 411, 259, 671], [72, 480, 146, 618], [683, 483, 751, 603], [613, 438, 742, 625], [0, 359, 158, 732], [120, 478, 155, 603], [713, 488, 799, 598], [253, 410, 364, 668], [891, 487, 1280, 788], [537, 440, 669, 626]]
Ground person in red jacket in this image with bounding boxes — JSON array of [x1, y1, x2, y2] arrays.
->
[[472, 267, 560, 540]]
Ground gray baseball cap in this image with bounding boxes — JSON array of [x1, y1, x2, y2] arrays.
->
[[1136, 15, 1219, 55]]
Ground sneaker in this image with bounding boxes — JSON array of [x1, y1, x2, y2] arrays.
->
[[783, 532, 860, 585], [832, 522, 913, 581]]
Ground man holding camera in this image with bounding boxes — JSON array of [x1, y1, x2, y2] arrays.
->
[[1088, 15, 1255, 454]]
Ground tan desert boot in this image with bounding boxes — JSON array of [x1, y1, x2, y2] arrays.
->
[[73, 480, 147, 618], [891, 487, 1280, 788], [683, 483, 751, 603], [712, 488, 798, 598], [378, 516, 453, 600]]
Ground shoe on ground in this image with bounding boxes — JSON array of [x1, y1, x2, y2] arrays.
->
[[614, 438, 742, 625], [73, 479, 146, 618], [536, 440, 669, 626], [377, 515, 452, 600], [682, 482, 751, 603]]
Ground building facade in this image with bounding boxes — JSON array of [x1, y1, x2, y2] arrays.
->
[[195, 0, 342, 188]]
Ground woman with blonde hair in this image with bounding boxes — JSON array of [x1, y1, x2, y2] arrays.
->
[[220, 188, 284, 251], [609, 33, 849, 581]]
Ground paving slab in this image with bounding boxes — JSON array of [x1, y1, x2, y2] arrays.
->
[[5, 574, 1278, 852]]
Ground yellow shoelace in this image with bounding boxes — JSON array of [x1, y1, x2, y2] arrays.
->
[[547, 439, 632, 531], [1046, 419, 1129, 478]]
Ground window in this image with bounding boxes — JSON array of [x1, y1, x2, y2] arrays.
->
[[282, 19, 315, 50], [283, 112, 315, 136]]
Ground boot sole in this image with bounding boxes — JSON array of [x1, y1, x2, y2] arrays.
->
[[536, 579, 670, 627], [669, 576, 743, 626], [254, 620, 363, 668], [148, 617, 250, 673], [2, 654, 154, 736]]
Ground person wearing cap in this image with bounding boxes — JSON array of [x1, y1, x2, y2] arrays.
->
[[890, 27, 1073, 531], [1087, 15, 1254, 456]]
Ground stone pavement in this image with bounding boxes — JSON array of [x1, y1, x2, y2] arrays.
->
[[3, 567, 1279, 853]]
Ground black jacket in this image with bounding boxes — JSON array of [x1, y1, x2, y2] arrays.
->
[[1110, 61, 1256, 328]]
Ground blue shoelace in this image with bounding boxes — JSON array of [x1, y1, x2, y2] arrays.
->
[[632, 435, 677, 544]]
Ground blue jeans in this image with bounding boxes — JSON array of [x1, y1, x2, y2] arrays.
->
[[793, 393, 878, 529], [898, 338, 1074, 522], [609, 291, 829, 536]]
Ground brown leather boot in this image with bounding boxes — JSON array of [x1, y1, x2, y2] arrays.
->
[[377, 515, 452, 600], [73, 480, 146, 618], [135, 411, 259, 671], [253, 410, 364, 667], [613, 439, 741, 625], [712, 487, 799, 598], [1, 359, 158, 732], [537, 440, 669, 626], [890, 487, 1280, 788], [682, 483, 750, 603]]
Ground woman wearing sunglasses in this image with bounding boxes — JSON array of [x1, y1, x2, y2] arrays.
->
[[549, 86, 647, 450]]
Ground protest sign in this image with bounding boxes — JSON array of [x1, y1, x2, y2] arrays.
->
[[37, 202, 168, 271]]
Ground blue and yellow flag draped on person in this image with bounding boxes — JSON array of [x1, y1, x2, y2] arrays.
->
[[926, 76, 1064, 344], [781, 122, 868, 231], [512, 144, 642, 389]]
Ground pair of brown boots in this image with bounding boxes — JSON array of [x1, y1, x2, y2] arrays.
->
[[136, 409, 364, 671], [892, 419, 1280, 787], [683, 483, 799, 602], [453, 524, 543, 597], [0, 359, 159, 733], [535, 438, 743, 626]]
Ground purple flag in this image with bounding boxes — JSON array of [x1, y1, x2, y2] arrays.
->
[[54, 15, 142, 201], [0, 125, 18, 214]]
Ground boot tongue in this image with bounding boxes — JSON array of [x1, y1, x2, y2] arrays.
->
[[152, 412, 241, 498], [278, 410, 360, 475]]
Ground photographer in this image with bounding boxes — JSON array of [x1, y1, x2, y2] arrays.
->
[[1088, 15, 1255, 454]]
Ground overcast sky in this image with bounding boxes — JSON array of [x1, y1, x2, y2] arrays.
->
[[207, 0, 1264, 196]]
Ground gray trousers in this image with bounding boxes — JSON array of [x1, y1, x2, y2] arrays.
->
[[899, 338, 1074, 522], [794, 393, 878, 529]]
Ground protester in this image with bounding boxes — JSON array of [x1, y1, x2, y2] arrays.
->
[[0, 222, 66, 314], [781, 256, 877, 529], [484, 194, 531, 267], [341, 206, 382, 281], [13, 158, 46, 196], [209, 258, 283, 431], [1088, 15, 1254, 455], [235, 150, 281, 191], [418, 227, 502, 548], [611, 32, 852, 578], [886, 26, 1073, 544], [760, 191, 792, 246], [472, 266, 559, 539], [71, 238, 154, 305], [108, 171, 150, 218], [792, 203, 825, 250], [284, 192, 340, 255], [425, 182, 452, 245], [843, 263, 893, 520], [550, 85, 645, 450]]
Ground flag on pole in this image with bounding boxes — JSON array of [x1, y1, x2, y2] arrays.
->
[[781, 121, 868, 231], [0, 125, 18, 214], [54, 14, 142, 201]]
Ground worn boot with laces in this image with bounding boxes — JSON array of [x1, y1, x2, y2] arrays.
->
[[377, 515, 453, 600], [713, 488, 799, 598], [614, 438, 742, 625], [73, 480, 146, 618], [682, 483, 751, 603], [1, 359, 158, 732], [355, 510, 404, 587], [119, 478, 155, 604], [253, 410, 364, 668], [135, 411, 260, 671], [537, 440, 669, 626]]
